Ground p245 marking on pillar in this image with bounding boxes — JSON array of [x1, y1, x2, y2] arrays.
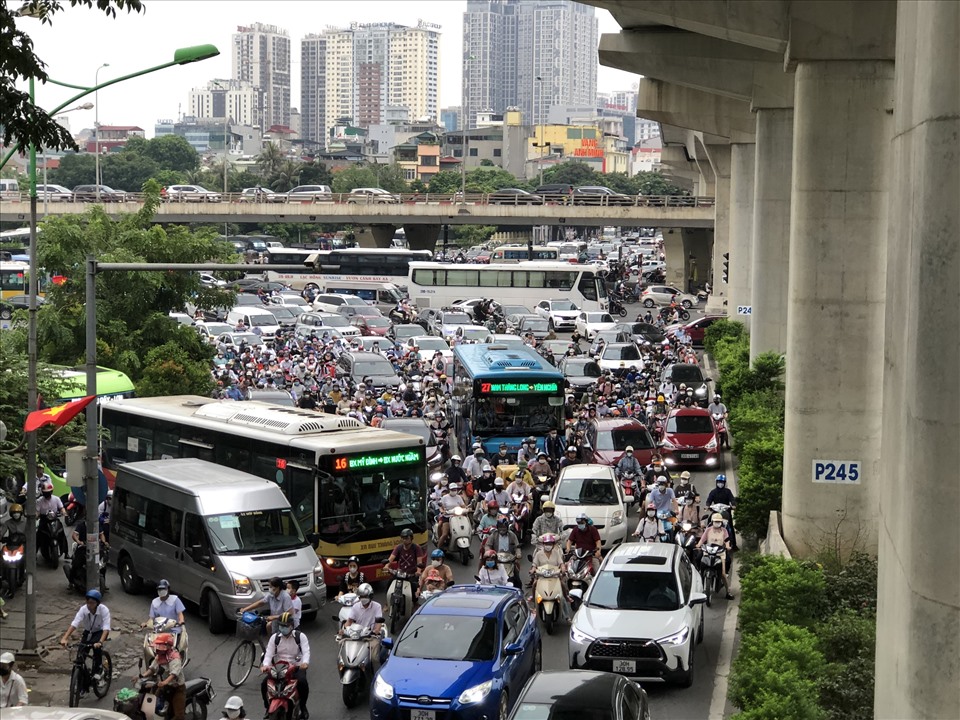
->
[[736, 305, 752, 316], [812, 460, 861, 484]]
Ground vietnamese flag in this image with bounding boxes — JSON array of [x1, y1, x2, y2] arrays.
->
[[23, 395, 96, 433]]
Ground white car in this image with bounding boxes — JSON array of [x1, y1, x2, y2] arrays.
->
[[194, 321, 234, 343], [482, 333, 526, 348], [575, 311, 618, 340], [311, 293, 368, 314], [550, 464, 628, 551], [35, 183, 74, 202], [436, 310, 473, 340], [453, 324, 489, 343], [215, 331, 265, 348], [535, 299, 580, 331], [597, 342, 644, 373], [406, 335, 452, 361], [164, 184, 222, 202], [640, 285, 698, 309], [568, 542, 705, 686], [199, 272, 226, 287], [297, 311, 361, 337], [266, 295, 309, 308], [293, 324, 343, 341], [347, 187, 401, 204]]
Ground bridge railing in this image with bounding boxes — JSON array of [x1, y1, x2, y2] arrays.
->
[[2, 191, 716, 209]]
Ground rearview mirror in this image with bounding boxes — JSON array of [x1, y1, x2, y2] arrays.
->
[[380, 637, 394, 650], [503, 643, 523, 656], [689, 591, 707, 606]]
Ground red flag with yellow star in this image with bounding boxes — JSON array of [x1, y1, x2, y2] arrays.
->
[[23, 395, 96, 433]]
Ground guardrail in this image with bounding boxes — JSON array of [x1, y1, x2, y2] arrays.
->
[[0, 191, 715, 209]]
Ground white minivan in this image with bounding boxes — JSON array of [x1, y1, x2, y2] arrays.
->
[[225, 306, 281, 341], [550, 464, 629, 550], [111, 458, 325, 632]]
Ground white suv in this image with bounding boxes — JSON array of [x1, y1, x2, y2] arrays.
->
[[568, 543, 706, 686], [535, 299, 580, 331], [549, 464, 628, 551]]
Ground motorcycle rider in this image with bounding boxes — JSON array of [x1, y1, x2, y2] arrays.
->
[[337, 556, 365, 599], [136, 633, 186, 720], [705, 474, 738, 550], [642, 455, 672, 492], [648, 476, 677, 514], [531, 500, 563, 539], [221, 695, 246, 719], [474, 464, 496, 496], [0, 651, 28, 708], [141, 580, 186, 652], [476, 549, 510, 585], [490, 443, 514, 468], [483, 518, 521, 588], [678, 494, 703, 531], [707, 394, 729, 421], [340, 583, 387, 666], [615, 446, 644, 479], [477, 500, 502, 533], [444, 455, 470, 488], [559, 445, 581, 469], [462, 447, 485, 482], [419, 549, 453, 592], [697, 513, 735, 600], [239, 576, 293, 635], [436, 483, 467, 550], [528, 533, 568, 599], [482, 477, 511, 512], [516, 436, 538, 464], [384, 528, 426, 599], [260, 612, 310, 719], [1, 504, 26, 544], [564, 513, 601, 575], [37, 480, 68, 556], [544, 428, 565, 468], [674, 471, 700, 502], [633, 502, 660, 542], [60, 589, 110, 679]]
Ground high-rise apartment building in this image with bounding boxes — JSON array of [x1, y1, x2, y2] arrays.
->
[[189, 78, 263, 129], [232, 23, 291, 129], [463, 0, 597, 127], [300, 21, 439, 150]]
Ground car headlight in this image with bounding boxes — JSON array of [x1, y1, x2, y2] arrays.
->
[[232, 573, 253, 596], [374, 674, 394, 701], [656, 626, 690, 646], [570, 626, 595, 644], [313, 559, 325, 587], [661, 438, 676, 450], [705, 437, 717, 450], [610, 510, 623, 526], [457, 679, 492, 705]]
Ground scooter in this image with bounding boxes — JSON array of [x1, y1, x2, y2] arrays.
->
[[37, 510, 66, 568], [335, 592, 359, 628], [61, 492, 81, 526], [0, 532, 26, 600], [139, 617, 189, 670], [385, 568, 415, 635], [447, 506, 474, 566], [712, 413, 728, 449], [337, 624, 378, 709], [566, 548, 594, 613], [64, 541, 108, 594], [115, 676, 215, 720], [265, 660, 302, 719], [657, 509, 677, 543], [528, 560, 563, 635], [699, 543, 725, 607], [618, 471, 638, 507], [510, 493, 531, 545], [675, 521, 701, 564], [496, 551, 521, 589]]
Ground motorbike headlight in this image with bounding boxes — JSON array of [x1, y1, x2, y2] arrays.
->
[[373, 674, 394, 701], [4, 551, 23, 562], [656, 626, 690, 646], [457, 679, 492, 705], [705, 437, 717, 450], [570, 626, 595, 644], [610, 510, 623, 526], [232, 574, 253, 596]]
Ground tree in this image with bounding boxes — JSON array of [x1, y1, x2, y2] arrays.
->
[[331, 165, 378, 193], [540, 161, 601, 188], [100, 151, 160, 192], [256, 142, 284, 179], [49, 153, 96, 188], [0, 0, 144, 154], [464, 167, 521, 193], [137, 135, 199, 172], [297, 163, 332, 187], [635, 171, 688, 196], [453, 225, 496, 246], [269, 159, 304, 192], [376, 164, 409, 193], [137, 342, 213, 397], [428, 171, 462, 194]]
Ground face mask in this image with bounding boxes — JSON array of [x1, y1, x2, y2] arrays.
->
[[11, 513, 21, 521], [431, 560, 441, 567], [226, 710, 241, 719], [717, 483, 725, 488], [348, 567, 358, 576], [360, 598, 371, 607], [485, 561, 496, 568], [647, 511, 656, 518], [577, 523, 586, 531], [42, 492, 52, 498], [158, 590, 169, 600], [544, 546, 555, 553], [280, 626, 292, 636], [544, 511, 554, 517], [0, 667, 10, 677], [713, 522, 722, 528]]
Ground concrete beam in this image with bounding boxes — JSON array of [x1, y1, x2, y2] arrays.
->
[[599, 29, 782, 102], [403, 224, 441, 253], [585, 0, 789, 54], [785, 1, 896, 67], [638, 79, 755, 143], [355, 224, 396, 249]]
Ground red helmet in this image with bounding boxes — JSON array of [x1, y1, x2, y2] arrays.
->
[[484, 549, 497, 559], [153, 633, 174, 649], [487, 500, 499, 510], [646, 502, 656, 511]]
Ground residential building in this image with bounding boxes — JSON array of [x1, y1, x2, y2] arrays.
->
[[636, 118, 661, 142], [440, 106, 461, 132], [189, 78, 263, 129], [524, 122, 629, 176], [631, 137, 662, 174], [83, 125, 144, 153], [232, 23, 291, 129], [463, 0, 597, 127], [442, 107, 528, 177], [394, 131, 442, 182], [300, 21, 440, 151]]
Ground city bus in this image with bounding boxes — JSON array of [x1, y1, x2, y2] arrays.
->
[[489, 245, 560, 262], [53, 365, 136, 402], [264, 247, 432, 292], [407, 260, 609, 312], [451, 343, 565, 456], [0, 259, 65, 300], [99, 395, 428, 587]]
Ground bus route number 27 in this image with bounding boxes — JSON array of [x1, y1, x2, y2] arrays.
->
[[812, 460, 861, 484]]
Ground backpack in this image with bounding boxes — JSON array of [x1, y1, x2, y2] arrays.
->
[[274, 629, 303, 656]]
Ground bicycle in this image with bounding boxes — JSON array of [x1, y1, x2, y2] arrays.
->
[[227, 611, 266, 688], [67, 640, 113, 707]]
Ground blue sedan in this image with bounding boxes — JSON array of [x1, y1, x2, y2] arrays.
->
[[370, 584, 542, 720]]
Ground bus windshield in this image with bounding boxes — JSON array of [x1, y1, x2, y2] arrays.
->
[[318, 465, 427, 542], [473, 395, 561, 436], [204, 508, 307, 555]]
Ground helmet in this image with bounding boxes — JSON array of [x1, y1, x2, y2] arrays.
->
[[484, 549, 497, 560], [157, 579, 170, 591], [278, 612, 294, 627], [566, 445, 578, 454], [487, 500, 500, 510], [0, 652, 15, 665], [646, 502, 656, 511], [716, 474, 727, 484], [576, 512, 589, 522], [656, 475, 667, 485], [153, 633, 174, 648], [679, 471, 691, 480], [496, 517, 509, 528], [448, 483, 460, 492], [9, 503, 22, 517], [541, 500, 556, 511], [430, 549, 444, 560], [473, 448, 483, 455], [540, 533, 557, 545], [711, 513, 725, 523], [625, 445, 634, 452], [494, 477, 504, 487], [714, 394, 721, 401], [517, 460, 527, 468], [356, 583, 374, 598], [400, 528, 414, 539], [526, 436, 536, 445], [105, 489, 114, 498], [85, 589, 102, 603], [224, 696, 244, 711], [41, 481, 54, 493], [451, 454, 462, 463], [347, 555, 359, 566]]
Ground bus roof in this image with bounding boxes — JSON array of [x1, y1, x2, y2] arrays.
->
[[409, 260, 602, 271], [104, 395, 425, 453], [54, 366, 135, 400], [453, 343, 563, 381]]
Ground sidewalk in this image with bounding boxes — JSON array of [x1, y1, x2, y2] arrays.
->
[[0, 562, 143, 707]]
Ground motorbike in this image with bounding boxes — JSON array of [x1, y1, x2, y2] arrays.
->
[[608, 297, 629, 318], [495, 551, 520, 589], [448, 506, 474, 566], [335, 592, 358, 628], [675, 520, 701, 564], [696, 284, 711, 303], [385, 568, 415, 635], [565, 548, 595, 613], [657, 509, 677, 543], [114, 676, 215, 720], [712, 412, 728, 449], [64, 541, 108, 594], [61, 492, 82, 526], [528, 560, 564, 635], [337, 624, 378, 709], [659, 305, 691, 323], [140, 617, 189, 671], [699, 543, 725, 606], [617, 471, 639, 507], [0, 531, 26, 600], [509, 493, 531, 545], [37, 510, 66, 568], [266, 660, 303, 719]]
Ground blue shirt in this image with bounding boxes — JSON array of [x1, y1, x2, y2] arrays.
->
[[648, 487, 675, 512]]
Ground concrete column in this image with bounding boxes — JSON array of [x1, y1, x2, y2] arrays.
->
[[875, 2, 960, 716], [705, 146, 730, 312], [355, 224, 396, 249], [726, 142, 756, 324], [661, 230, 685, 288], [780, 60, 893, 554], [749, 108, 793, 358], [681, 228, 712, 292], [403, 224, 441, 253]]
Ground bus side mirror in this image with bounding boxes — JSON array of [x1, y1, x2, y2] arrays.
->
[[304, 253, 319, 269]]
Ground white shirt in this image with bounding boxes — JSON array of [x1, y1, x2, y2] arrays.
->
[[347, 600, 384, 630], [439, 494, 465, 513], [149, 595, 186, 634], [71, 604, 111, 634], [262, 631, 311, 667], [290, 593, 302, 628], [36, 495, 64, 516], [0, 671, 28, 707], [477, 566, 510, 585]]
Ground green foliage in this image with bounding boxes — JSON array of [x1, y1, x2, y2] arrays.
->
[[452, 225, 497, 246], [539, 161, 598, 188], [297, 163, 332, 187], [704, 318, 746, 354], [427, 171, 462, 194], [464, 167, 520, 194], [256, 142, 284, 178], [331, 165, 377, 193], [126, 135, 199, 172], [738, 556, 825, 636], [49, 153, 96, 188], [137, 342, 214, 397], [52, 136, 200, 191], [730, 621, 826, 720], [815, 609, 875, 720], [375, 164, 410, 193], [817, 552, 878, 615], [269, 159, 304, 192]]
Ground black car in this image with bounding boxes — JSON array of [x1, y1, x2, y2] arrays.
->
[[489, 188, 544, 205], [662, 362, 712, 407], [616, 321, 666, 346], [72, 184, 126, 202], [336, 351, 401, 391], [507, 670, 650, 720], [534, 183, 574, 204], [0, 294, 45, 320], [573, 186, 634, 206], [558, 356, 602, 397]]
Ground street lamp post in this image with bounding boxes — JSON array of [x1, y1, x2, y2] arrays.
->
[[94, 63, 109, 201], [460, 54, 475, 203], [43, 102, 94, 215], [211, 80, 230, 195]]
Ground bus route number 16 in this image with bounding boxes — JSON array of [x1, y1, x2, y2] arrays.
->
[[812, 460, 861, 484]]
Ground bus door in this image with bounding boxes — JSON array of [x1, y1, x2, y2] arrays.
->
[[275, 460, 319, 536]]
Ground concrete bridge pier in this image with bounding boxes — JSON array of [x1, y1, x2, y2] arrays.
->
[[681, 228, 712, 293], [355, 224, 397, 249], [403, 224, 441, 253], [726, 142, 755, 323], [875, 1, 960, 716]]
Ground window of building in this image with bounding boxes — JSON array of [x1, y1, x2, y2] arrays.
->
[[493, 149, 501, 157], [469, 148, 478, 157]]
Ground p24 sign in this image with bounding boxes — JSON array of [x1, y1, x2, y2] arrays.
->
[[812, 460, 861, 484]]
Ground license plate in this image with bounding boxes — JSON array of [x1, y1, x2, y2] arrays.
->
[[411, 711, 436, 720], [680, 453, 699, 459], [376, 567, 391, 579], [613, 660, 636, 673]]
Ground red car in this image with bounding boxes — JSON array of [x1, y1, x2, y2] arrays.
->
[[668, 315, 725, 347], [592, 418, 657, 468], [350, 315, 392, 336], [659, 407, 720, 469]]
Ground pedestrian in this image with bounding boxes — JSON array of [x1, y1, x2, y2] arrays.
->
[[0, 652, 28, 708]]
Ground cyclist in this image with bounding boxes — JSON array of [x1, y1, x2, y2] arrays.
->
[[60, 589, 111, 680], [260, 612, 310, 719], [135, 634, 185, 720]]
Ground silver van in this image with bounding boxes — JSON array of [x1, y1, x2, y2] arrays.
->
[[111, 458, 325, 633], [225, 307, 281, 341], [322, 281, 404, 313], [0, 179, 21, 200]]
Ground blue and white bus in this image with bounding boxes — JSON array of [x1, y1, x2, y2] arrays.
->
[[451, 343, 565, 456]]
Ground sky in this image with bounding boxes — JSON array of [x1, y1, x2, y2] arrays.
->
[[17, 0, 637, 139]]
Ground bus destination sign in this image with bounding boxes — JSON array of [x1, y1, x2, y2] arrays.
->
[[479, 381, 560, 394], [333, 449, 422, 473]]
